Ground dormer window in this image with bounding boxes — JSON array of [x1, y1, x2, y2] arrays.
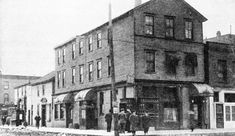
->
[[144, 15, 154, 35]]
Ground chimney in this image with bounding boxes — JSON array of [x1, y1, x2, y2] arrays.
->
[[216, 31, 221, 38], [135, 0, 142, 7]]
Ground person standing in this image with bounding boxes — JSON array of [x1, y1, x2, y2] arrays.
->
[[5, 116, 11, 126], [129, 111, 139, 136], [142, 112, 151, 135], [105, 109, 113, 132], [125, 109, 131, 133], [1, 115, 6, 126], [34, 114, 41, 129], [118, 109, 127, 133]]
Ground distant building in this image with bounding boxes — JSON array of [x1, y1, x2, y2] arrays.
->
[[205, 32, 235, 128], [0, 74, 40, 125], [53, 0, 212, 130]]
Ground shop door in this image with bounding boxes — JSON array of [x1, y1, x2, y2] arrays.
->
[[224, 103, 235, 128], [191, 96, 205, 128], [216, 103, 224, 128], [86, 107, 95, 129], [41, 105, 46, 127], [66, 103, 73, 128]]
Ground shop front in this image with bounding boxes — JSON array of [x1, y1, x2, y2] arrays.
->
[[73, 89, 97, 129], [53, 93, 74, 128]]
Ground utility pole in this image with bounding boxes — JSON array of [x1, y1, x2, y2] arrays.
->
[[108, 2, 119, 136]]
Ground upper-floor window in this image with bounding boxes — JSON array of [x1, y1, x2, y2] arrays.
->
[[79, 41, 84, 55], [217, 60, 227, 82], [144, 15, 154, 35], [62, 70, 66, 87], [88, 62, 93, 82], [37, 86, 40, 97], [72, 43, 76, 59], [97, 59, 102, 79], [88, 36, 93, 52], [72, 67, 75, 84], [57, 71, 61, 88], [145, 50, 155, 73], [185, 19, 193, 40], [3, 81, 9, 90], [4, 93, 9, 104], [79, 65, 84, 83], [57, 50, 61, 65], [165, 16, 174, 38], [107, 56, 111, 76], [97, 33, 102, 49], [62, 48, 66, 63], [42, 85, 45, 96], [165, 51, 179, 75], [184, 53, 198, 76]]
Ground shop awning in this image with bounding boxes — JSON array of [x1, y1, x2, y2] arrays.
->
[[192, 83, 214, 97], [55, 93, 74, 103], [74, 89, 95, 101]]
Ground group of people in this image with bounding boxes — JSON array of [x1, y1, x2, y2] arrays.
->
[[1, 115, 11, 126], [105, 108, 151, 136]]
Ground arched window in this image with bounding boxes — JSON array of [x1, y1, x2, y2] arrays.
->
[[4, 93, 9, 104]]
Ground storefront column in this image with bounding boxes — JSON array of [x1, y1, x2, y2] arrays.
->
[[209, 97, 216, 128], [181, 87, 190, 129]]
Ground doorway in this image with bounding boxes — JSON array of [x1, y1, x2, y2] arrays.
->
[[66, 103, 73, 128], [41, 105, 46, 127]]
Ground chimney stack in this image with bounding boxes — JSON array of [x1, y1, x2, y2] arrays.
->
[[135, 0, 142, 7]]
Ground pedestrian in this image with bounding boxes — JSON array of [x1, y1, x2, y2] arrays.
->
[[105, 109, 113, 132], [129, 111, 139, 136], [5, 116, 11, 126], [188, 110, 196, 132], [34, 114, 41, 129], [125, 109, 131, 133], [142, 112, 151, 135], [118, 108, 126, 133], [1, 115, 6, 126]]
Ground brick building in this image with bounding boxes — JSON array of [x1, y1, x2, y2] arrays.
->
[[205, 32, 235, 128], [53, 0, 212, 130], [0, 74, 39, 125]]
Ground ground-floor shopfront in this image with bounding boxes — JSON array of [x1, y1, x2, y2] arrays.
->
[[213, 88, 235, 129]]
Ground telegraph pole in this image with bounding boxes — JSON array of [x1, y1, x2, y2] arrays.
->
[[108, 2, 119, 136]]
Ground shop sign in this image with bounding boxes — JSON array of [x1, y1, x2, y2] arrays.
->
[[41, 98, 47, 103]]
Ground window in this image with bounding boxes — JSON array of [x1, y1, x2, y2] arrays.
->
[[79, 65, 84, 83], [225, 93, 235, 102], [145, 50, 155, 73], [97, 33, 102, 48], [54, 104, 59, 119], [184, 53, 197, 76], [226, 106, 231, 121], [72, 43, 76, 59], [57, 50, 61, 65], [165, 16, 174, 38], [37, 86, 40, 97], [42, 85, 45, 96], [72, 67, 75, 84], [214, 92, 219, 102], [3, 93, 9, 104], [79, 41, 84, 55], [88, 36, 93, 52], [88, 62, 93, 81], [62, 48, 66, 63], [60, 104, 64, 119], [108, 56, 111, 76], [62, 70, 66, 87], [97, 60, 102, 79], [185, 20, 193, 39], [165, 51, 179, 75], [217, 60, 227, 82], [144, 15, 154, 35], [99, 92, 104, 115], [57, 71, 61, 88], [3, 81, 9, 90]]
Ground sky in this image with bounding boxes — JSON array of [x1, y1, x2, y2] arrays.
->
[[0, 0, 235, 76]]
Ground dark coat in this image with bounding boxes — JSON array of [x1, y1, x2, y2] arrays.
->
[[118, 112, 126, 124], [105, 112, 112, 123], [129, 114, 139, 131], [34, 116, 41, 126], [142, 114, 151, 133]]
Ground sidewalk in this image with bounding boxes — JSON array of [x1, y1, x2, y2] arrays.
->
[[1, 125, 235, 136]]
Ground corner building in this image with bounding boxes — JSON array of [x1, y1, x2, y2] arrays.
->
[[53, 0, 212, 130]]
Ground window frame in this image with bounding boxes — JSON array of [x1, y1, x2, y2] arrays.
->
[[165, 51, 179, 75], [185, 19, 193, 40], [165, 16, 175, 38], [79, 41, 84, 55], [72, 43, 76, 60], [88, 36, 93, 52], [57, 50, 61, 65], [62, 70, 66, 88], [97, 59, 102, 79], [57, 71, 61, 88], [42, 85, 45, 96], [72, 67, 76, 84], [217, 60, 227, 82], [88, 62, 93, 82], [79, 65, 84, 83], [145, 50, 155, 73], [60, 103, 64, 119], [97, 32, 102, 49], [144, 14, 154, 35], [62, 48, 66, 63]]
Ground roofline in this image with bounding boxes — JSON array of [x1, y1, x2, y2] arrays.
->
[[14, 82, 31, 89], [31, 77, 55, 86], [54, 37, 77, 50], [0, 74, 41, 80]]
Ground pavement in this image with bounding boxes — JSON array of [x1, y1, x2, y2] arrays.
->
[[1, 125, 235, 136]]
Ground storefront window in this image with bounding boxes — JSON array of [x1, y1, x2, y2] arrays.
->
[[225, 93, 235, 102], [226, 106, 231, 121], [163, 108, 177, 122], [60, 104, 64, 119], [55, 104, 58, 119]]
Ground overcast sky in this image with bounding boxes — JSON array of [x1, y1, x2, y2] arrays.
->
[[0, 0, 235, 76]]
